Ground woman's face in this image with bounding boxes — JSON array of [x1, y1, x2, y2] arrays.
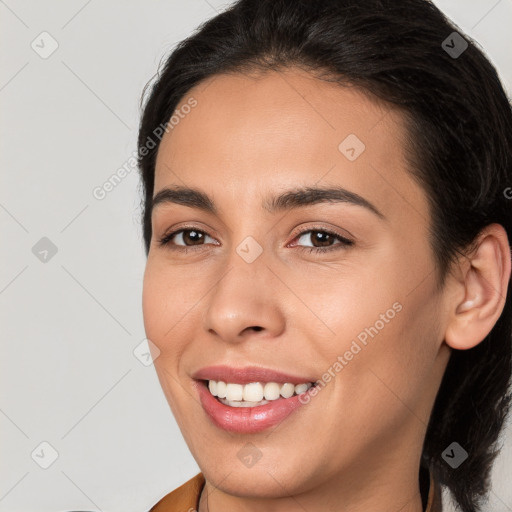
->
[[143, 68, 451, 504]]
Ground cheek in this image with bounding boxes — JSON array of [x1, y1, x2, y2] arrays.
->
[[142, 265, 164, 343], [296, 249, 437, 409], [319, 308, 435, 454], [142, 265, 194, 417], [349, 283, 442, 423], [289, 261, 402, 354], [142, 262, 184, 355]]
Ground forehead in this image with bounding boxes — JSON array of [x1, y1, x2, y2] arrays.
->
[[153, 68, 429, 226]]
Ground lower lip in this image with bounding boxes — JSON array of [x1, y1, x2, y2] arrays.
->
[[194, 380, 313, 433]]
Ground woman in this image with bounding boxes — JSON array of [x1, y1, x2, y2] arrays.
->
[[137, 1, 512, 511]]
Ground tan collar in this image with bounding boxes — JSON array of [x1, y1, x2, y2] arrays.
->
[[150, 472, 205, 512], [150, 468, 442, 511]]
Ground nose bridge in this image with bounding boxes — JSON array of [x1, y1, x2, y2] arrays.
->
[[227, 213, 277, 285], [221, 202, 272, 270], [202, 230, 280, 341]]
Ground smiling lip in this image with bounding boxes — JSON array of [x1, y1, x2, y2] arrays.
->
[[191, 365, 316, 385], [191, 365, 318, 433]]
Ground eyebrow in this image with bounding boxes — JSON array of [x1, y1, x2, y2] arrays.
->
[[151, 185, 385, 219]]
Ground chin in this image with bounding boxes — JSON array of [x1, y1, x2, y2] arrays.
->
[[198, 451, 319, 498]]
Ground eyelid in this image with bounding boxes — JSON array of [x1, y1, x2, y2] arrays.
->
[[288, 224, 354, 247], [157, 224, 217, 248], [157, 223, 354, 252]]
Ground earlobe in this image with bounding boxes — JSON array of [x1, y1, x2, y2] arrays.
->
[[444, 224, 511, 351]]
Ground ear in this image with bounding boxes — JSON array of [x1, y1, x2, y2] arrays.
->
[[444, 223, 511, 350]]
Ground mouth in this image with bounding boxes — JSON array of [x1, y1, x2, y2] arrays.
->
[[194, 377, 319, 433], [204, 379, 316, 407]]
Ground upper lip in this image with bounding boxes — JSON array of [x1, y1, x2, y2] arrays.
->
[[192, 365, 316, 385]]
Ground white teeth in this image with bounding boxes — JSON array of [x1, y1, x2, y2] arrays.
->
[[225, 383, 244, 401], [207, 380, 313, 405], [218, 397, 269, 407], [263, 382, 281, 400], [294, 383, 309, 394], [243, 382, 264, 402], [216, 380, 227, 398], [280, 382, 295, 398]]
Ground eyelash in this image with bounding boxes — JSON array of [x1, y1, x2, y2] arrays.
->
[[157, 225, 354, 254]]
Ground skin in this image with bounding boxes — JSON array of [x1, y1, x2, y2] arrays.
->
[[142, 67, 511, 512]]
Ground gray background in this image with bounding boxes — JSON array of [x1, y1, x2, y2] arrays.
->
[[1, 1, 511, 511]]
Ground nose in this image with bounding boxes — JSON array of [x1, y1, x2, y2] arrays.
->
[[202, 251, 285, 344]]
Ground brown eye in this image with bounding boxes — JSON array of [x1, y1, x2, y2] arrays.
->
[[158, 228, 216, 248], [292, 228, 354, 254], [298, 230, 337, 248]]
